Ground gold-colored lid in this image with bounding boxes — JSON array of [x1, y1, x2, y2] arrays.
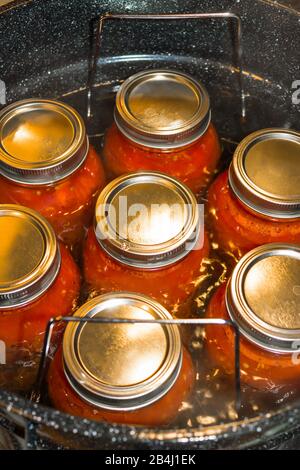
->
[[94, 171, 201, 268], [63, 293, 182, 411], [0, 99, 88, 185], [0, 205, 61, 308], [229, 129, 300, 219], [115, 70, 211, 149], [226, 243, 300, 352]]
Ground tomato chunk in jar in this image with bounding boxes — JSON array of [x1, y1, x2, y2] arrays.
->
[[103, 70, 221, 195], [0, 205, 81, 393], [0, 99, 106, 256], [48, 293, 195, 426], [83, 172, 209, 316], [207, 129, 300, 258], [206, 243, 300, 392]]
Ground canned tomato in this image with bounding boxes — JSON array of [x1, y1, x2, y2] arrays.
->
[[207, 129, 300, 257], [0, 205, 80, 392], [103, 70, 221, 195], [206, 243, 300, 391], [83, 171, 209, 316], [48, 293, 194, 426], [0, 99, 106, 255]]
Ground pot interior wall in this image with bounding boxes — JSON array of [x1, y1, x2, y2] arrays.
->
[[0, 0, 299, 142]]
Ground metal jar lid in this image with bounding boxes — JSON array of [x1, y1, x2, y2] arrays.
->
[[229, 129, 300, 219], [0, 205, 61, 309], [226, 243, 300, 353], [94, 171, 200, 269], [114, 69, 211, 149], [0, 99, 88, 185], [63, 292, 183, 411]]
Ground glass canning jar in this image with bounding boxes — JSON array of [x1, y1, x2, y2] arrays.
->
[[0, 205, 81, 392], [48, 293, 195, 426], [0, 99, 106, 256], [207, 129, 300, 258], [103, 69, 221, 195], [206, 243, 300, 392], [83, 171, 209, 316]]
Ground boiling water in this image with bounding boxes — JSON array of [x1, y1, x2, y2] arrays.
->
[[0, 81, 297, 430]]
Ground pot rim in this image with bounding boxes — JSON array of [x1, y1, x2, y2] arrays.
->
[[1, 388, 300, 447]]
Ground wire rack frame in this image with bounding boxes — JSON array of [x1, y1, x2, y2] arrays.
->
[[31, 314, 241, 410], [86, 12, 246, 120]]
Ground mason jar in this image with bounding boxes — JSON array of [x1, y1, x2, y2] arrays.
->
[[103, 70, 221, 195], [206, 243, 300, 391], [207, 129, 300, 257], [83, 171, 209, 316], [48, 292, 194, 426], [0, 99, 106, 256], [0, 205, 80, 392]]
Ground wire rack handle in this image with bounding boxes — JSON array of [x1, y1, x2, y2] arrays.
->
[[87, 12, 245, 119], [32, 314, 241, 409]]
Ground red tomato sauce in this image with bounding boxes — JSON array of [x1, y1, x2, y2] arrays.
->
[[0, 146, 106, 256], [83, 227, 210, 316], [206, 284, 300, 391], [103, 123, 221, 195], [207, 171, 300, 257], [0, 244, 81, 392]]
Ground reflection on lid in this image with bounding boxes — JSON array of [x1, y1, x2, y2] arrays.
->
[[127, 74, 200, 131], [0, 99, 88, 185], [110, 181, 187, 245], [0, 215, 44, 284], [115, 70, 211, 149], [0, 205, 60, 308], [63, 293, 182, 411], [229, 129, 300, 219], [95, 172, 200, 269], [244, 255, 300, 329], [245, 138, 300, 198], [227, 243, 300, 353], [78, 305, 167, 387], [2, 108, 74, 164]]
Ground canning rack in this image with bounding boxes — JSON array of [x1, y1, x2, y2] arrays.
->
[[0, 309, 242, 450], [30, 314, 241, 412], [86, 11, 246, 121]]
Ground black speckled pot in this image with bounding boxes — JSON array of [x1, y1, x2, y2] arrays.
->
[[0, 0, 300, 450]]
